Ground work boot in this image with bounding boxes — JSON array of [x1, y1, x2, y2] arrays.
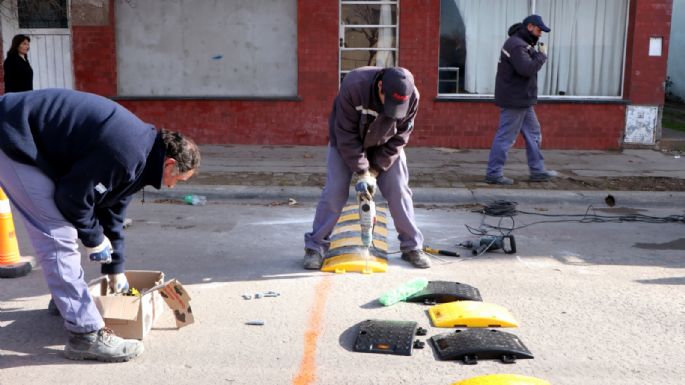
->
[[303, 248, 323, 270], [484, 175, 514, 185], [401, 249, 432, 269], [64, 327, 144, 362], [529, 170, 558, 182]]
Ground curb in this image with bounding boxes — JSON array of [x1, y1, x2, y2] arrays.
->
[[140, 185, 685, 207]]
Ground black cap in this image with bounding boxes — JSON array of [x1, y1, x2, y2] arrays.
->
[[523, 14, 551, 33], [381, 67, 415, 119]]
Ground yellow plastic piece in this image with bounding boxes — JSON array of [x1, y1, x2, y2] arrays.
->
[[321, 253, 387, 274], [338, 212, 388, 225], [452, 374, 551, 385], [331, 224, 388, 237], [428, 301, 519, 328], [330, 237, 388, 250]]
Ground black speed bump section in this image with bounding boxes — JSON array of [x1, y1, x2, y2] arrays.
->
[[353, 319, 423, 356], [405, 281, 483, 304], [431, 329, 533, 365]]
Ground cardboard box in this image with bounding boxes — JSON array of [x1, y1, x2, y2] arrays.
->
[[89, 270, 194, 340]]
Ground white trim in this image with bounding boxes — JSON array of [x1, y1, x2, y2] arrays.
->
[[355, 105, 379, 117]]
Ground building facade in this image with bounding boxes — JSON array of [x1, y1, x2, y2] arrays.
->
[[0, 0, 673, 149]]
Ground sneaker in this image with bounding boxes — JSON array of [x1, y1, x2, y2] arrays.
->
[[529, 170, 558, 182], [64, 327, 144, 362], [303, 248, 323, 270], [401, 249, 432, 269], [484, 175, 514, 185]]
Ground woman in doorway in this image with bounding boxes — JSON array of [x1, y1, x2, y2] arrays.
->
[[3, 34, 33, 93]]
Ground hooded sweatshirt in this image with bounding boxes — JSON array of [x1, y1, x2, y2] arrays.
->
[[494, 23, 547, 108]]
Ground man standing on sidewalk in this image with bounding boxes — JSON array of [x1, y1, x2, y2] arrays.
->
[[303, 67, 431, 270], [485, 15, 557, 185], [0, 89, 200, 362]]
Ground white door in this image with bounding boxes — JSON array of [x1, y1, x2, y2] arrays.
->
[[1, 0, 73, 90]]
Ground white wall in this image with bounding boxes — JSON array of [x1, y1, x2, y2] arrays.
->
[[667, 0, 685, 100], [115, 0, 297, 97]]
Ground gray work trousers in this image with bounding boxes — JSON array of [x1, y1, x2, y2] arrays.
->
[[486, 106, 546, 178], [0, 149, 104, 334], [304, 145, 424, 254]]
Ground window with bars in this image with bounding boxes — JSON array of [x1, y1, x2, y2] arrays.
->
[[18, 0, 68, 29], [339, 0, 398, 84]]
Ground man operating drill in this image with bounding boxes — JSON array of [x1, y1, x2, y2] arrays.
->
[[303, 66, 431, 270], [0, 89, 200, 362]]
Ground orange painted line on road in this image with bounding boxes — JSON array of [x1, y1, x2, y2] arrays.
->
[[292, 276, 333, 385]]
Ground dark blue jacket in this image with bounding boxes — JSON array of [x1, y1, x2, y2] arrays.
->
[[494, 24, 547, 108], [329, 67, 419, 173], [3, 52, 33, 93], [0, 89, 165, 274]]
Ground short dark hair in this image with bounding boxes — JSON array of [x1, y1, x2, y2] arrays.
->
[[160, 129, 200, 172], [8, 34, 30, 57]]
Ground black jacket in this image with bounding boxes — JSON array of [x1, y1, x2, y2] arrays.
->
[[328, 67, 419, 173], [3, 53, 33, 93], [494, 24, 547, 108], [0, 89, 165, 274]]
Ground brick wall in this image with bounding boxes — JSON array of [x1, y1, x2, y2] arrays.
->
[[66, 0, 670, 150], [624, 0, 673, 104]]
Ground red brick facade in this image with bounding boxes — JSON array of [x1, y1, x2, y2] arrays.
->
[[1, 0, 673, 149]]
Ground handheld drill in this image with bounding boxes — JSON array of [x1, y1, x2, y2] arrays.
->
[[460, 234, 516, 256], [358, 195, 376, 250]]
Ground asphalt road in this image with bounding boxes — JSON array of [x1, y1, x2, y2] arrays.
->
[[1, 196, 684, 385]]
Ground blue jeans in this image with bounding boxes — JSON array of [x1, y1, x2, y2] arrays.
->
[[0, 149, 105, 334], [486, 106, 546, 178], [304, 145, 424, 254]]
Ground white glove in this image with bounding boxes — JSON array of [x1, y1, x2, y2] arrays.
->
[[85, 237, 113, 264], [107, 273, 130, 294], [354, 170, 377, 200], [538, 42, 547, 55]]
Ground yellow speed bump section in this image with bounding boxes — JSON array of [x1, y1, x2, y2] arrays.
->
[[452, 374, 551, 385], [330, 237, 388, 250], [322, 202, 389, 274], [429, 301, 519, 328], [332, 224, 388, 237], [321, 253, 387, 274]]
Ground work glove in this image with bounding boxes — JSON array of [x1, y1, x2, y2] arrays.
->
[[107, 273, 130, 294], [538, 42, 547, 55], [354, 169, 378, 200], [85, 237, 113, 264]]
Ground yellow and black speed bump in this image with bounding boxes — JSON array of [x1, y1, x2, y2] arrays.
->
[[451, 374, 550, 385], [431, 329, 534, 365], [321, 203, 389, 274], [405, 281, 483, 305], [428, 301, 518, 328]]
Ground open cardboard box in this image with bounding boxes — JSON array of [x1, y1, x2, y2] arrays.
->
[[89, 270, 194, 340]]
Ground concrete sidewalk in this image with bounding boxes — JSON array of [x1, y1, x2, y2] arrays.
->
[[146, 145, 685, 205]]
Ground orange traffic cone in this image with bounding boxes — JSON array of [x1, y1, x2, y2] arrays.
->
[[0, 187, 32, 278]]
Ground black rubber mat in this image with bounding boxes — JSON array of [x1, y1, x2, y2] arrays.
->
[[353, 319, 420, 356], [430, 329, 533, 364], [405, 281, 482, 304]]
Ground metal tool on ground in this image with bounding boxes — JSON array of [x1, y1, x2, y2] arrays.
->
[[423, 246, 460, 257], [460, 235, 516, 256]]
